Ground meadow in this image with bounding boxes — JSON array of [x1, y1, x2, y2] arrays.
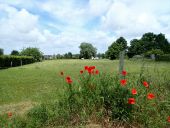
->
[[0, 59, 170, 127]]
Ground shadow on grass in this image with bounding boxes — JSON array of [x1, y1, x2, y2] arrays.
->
[[0, 67, 9, 70]]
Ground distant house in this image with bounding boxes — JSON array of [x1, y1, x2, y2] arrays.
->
[[43, 55, 53, 60], [91, 56, 99, 60]]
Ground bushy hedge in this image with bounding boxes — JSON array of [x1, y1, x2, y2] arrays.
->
[[155, 54, 170, 61], [0, 55, 35, 67]]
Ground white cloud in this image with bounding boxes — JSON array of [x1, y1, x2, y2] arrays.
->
[[0, 0, 170, 54], [101, 0, 170, 40]]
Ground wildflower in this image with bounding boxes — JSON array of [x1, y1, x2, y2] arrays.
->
[[88, 69, 92, 74], [66, 76, 72, 84], [147, 93, 155, 100], [67, 79, 72, 84], [65, 77, 72, 83], [167, 116, 170, 122], [60, 71, 64, 76], [90, 66, 96, 70], [143, 81, 149, 88], [84, 66, 89, 70], [120, 79, 127, 86], [122, 70, 127, 76], [128, 98, 135, 104], [131, 88, 137, 95], [8, 112, 12, 118], [66, 76, 71, 80], [80, 70, 83, 74], [95, 70, 99, 74]]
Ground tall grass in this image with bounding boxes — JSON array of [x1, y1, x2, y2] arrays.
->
[[0, 60, 170, 127]]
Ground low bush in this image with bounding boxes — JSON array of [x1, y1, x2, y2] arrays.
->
[[155, 54, 170, 61]]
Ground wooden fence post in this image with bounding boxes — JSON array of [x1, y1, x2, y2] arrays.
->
[[21, 60, 22, 66], [119, 50, 125, 79], [11, 61, 12, 67]]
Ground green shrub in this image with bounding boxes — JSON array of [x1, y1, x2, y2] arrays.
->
[[155, 54, 170, 61], [0, 55, 35, 68], [144, 49, 164, 57]]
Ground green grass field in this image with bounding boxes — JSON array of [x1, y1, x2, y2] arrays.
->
[[0, 59, 170, 106], [0, 59, 170, 127]]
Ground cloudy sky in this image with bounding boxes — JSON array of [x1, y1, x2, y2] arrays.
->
[[0, 0, 170, 54]]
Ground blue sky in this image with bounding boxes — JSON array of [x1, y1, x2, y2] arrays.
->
[[0, 0, 170, 54]]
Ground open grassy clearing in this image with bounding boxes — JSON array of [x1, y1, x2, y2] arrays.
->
[[0, 59, 169, 106], [0, 59, 170, 127]]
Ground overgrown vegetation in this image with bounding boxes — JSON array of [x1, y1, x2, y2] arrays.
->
[[0, 61, 170, 128]]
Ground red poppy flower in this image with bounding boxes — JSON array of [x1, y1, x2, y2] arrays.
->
[[88, 69, 92, 74], [143, 81, 149, 88], [122, 70, 127, 76], [131, 88, 137, 95], [128, 98, 135, 104], [60, 71, 64, 76], [95, 70, 99, 74], [147, 93, 155, 100], [120, 79, 127, 86], [167, 116, 170, 122], [80, 70, 83, 74], [8, 112, 12, 118], [67, 79, 72, 84], [91, 66, 96, 70], [84, 66, 89, 70], [66, 76, 71, 80]]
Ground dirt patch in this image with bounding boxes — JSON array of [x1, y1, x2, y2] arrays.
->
[[0, 101, 36, 116]]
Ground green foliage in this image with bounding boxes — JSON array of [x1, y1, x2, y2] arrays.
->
[[127, 39, 144, 58], [79, 42, 97, 59], [11, 50, 20, 56], [0, 60, 170, 127], [155, 54, 170, 61], [106, 37, 127, 60], [97, 53, 105, 59], [27, 104, 49, 128], [20, 47, 43, 61], [51, 67, 134, 126], [64, 52, 72, 59], [0, 48, 4, 55], [144, 49, 164, 57], [0, 55, 35, 67], [127, 32, 170, 58]]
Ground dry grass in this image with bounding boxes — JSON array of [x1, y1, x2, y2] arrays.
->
[[0, 101, 36, 116]]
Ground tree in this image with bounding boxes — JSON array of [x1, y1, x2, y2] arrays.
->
[[0, 48, 3, 55], [127, 39, 144, 58], [20, 47, 43, 61], [67, 52, 72, 59], [106, 37, 127, 60], [11, 50, 19, 56], [155, 33, 170, 53], [97, 53, 106, 59], [127, 32, 170, 58], [79, 42, 97, 59]]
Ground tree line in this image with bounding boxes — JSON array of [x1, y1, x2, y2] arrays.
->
[[1, 32, 170, 61], [106, 32, 170, 60]]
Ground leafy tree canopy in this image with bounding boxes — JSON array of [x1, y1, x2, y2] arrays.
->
[[0, 48, 3, 55], [11, 50, 20, 56], [79, 42, 97, 59], [20, 47, 43, 61], [106, 37, 127, 60]]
